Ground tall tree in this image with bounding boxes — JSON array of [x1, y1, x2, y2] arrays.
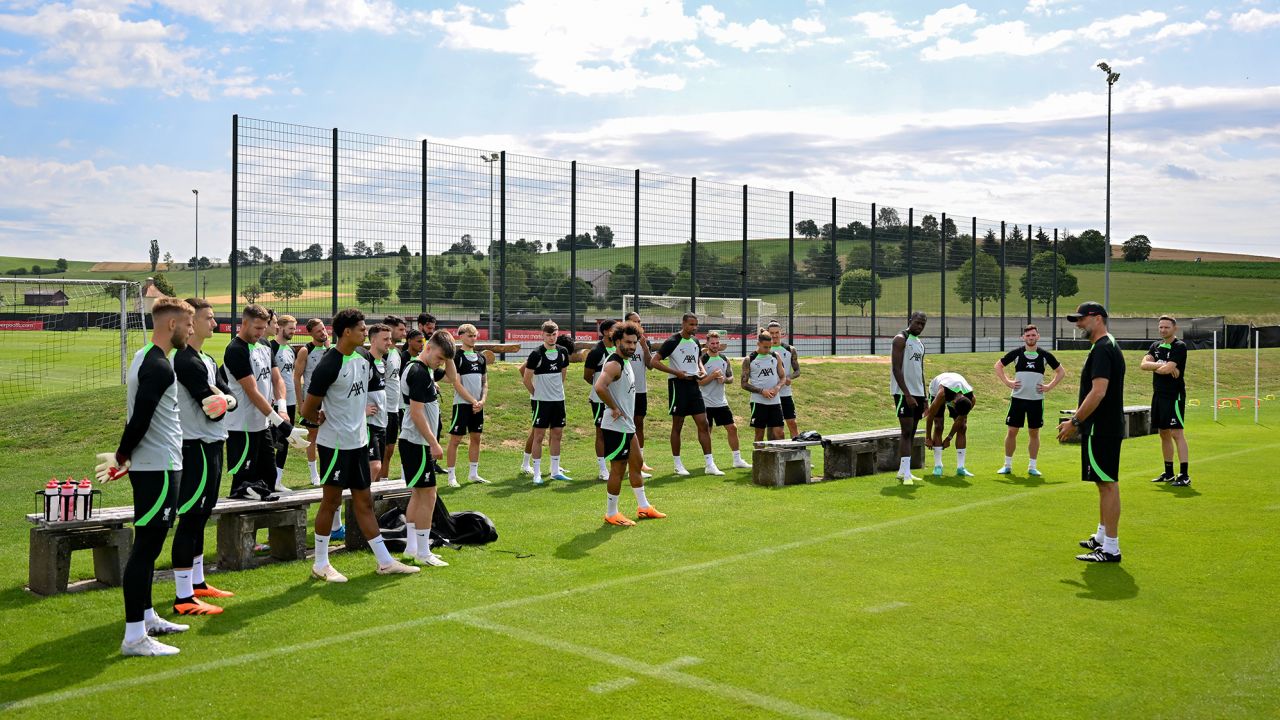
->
[[305, 243, 325, 261], [241, 284, 261, 305], [594, 225, 615, 249], [162, 251, 174, 271], [876, 206, 901, 230], [356, 273, 391, 312], [795, 219, 820, 239], [981, 229, 999, 258], [1122, 234, 1151, 262], [1019, 251, 1079, 314], [837, 269, 881, 317], [149, 239, 160, 273], [269, 267, 304, 310], [352, 240, 369, 257], [953, 253, 1009, 315]]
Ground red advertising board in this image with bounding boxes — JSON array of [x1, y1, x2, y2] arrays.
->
[[0, 320, 44, 331]]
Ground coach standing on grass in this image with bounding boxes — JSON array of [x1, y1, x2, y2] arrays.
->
[[1058, 302, 1126, 563]]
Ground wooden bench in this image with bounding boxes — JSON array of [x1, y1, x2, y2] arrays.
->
[[24, 479, 412, 595], [752, 429, 924, 487], [1058, 405, 1153, 443]]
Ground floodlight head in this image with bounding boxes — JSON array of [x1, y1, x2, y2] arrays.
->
[[479, 152, 499, 162], [1096, 62, 1111, 73], [192, 189, 198, 195], [1109, 72, 1121, 84]]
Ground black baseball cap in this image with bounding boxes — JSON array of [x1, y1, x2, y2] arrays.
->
[[1067, 301, 1108, 322]]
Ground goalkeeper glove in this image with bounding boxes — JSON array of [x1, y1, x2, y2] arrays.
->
[[223, 393, 237, 412], [201, 394, 228, 419], [286, 427, 309, 449], [94, 452, 131, 483]]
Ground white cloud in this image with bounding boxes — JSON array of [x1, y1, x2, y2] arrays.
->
[[1230, 8, 1280, 31], [1077, 11, 1166, 42], [696, 6, 786, 51], [847, 50, 888, 71], [0, 3, 271, 101], [922, 21, 1073, 60], [1205, 10, 1222, 21], [1024, 0, 1075, 17], [154, 0, 400, 34], [790, 17, 825, 35], [848, 4, 981, 45], [1148, 21, 1209, 42]]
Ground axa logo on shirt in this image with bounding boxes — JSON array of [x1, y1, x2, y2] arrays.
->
[[345, 381, 365, 398], [681, 353, 696, 364], [910, 352, 923, 362], [256, 367, 271, 381], [759, 367, 775, 377]]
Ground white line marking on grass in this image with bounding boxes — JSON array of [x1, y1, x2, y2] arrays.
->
[[455, 615, 848, 720], [589, 677, 637, 694], [863, 601, 909, 613], [6, 444, 1268, 713]]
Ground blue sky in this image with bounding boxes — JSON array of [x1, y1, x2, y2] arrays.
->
[[1, 0, 1278, 262]]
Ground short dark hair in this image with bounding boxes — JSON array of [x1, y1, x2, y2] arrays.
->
[[541, 320, 559, 333], [383, 314, 405, 328], [368, 323, 390, 339], [758, 331, 773, 344], [555, 334, 575, 354], [1023, 324, 1038, 333], [624, 311, 640, 322], [405, 329, 424, 342], [682, 312, 698, 323], [953, 396, 974, 416], [417, 312, 436, 326], [306, 318, 325, 331], [332, 308, 365, 338], [612, 321, 641, 343], [185, 297, 211, 312], [242, 304, 269, 321], [598, 318, 618, 335], [1159, 315, 1177, 325], [428, 329, 455, 359]]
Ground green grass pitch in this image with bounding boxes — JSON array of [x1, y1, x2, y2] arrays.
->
[[0, 348, 1278, 718]]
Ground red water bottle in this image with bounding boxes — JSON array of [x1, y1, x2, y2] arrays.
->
[[59, 478, 76, 522]]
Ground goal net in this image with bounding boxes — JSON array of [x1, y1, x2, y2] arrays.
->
[[622, 295, 779, 331], [0, 278, 147, 404]]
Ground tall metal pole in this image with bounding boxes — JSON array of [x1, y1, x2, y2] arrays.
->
[[420, 140, 428, 313], [1000, 221, 1006, 352], [192, 189, 199, 297], [741, 184, 749, 358], [331, 127, 339, 317], [970, 217, 977, 353], [633, 170, 641, 315], [1105, 79, 1112, 310], [788, 192, 795, 339], [690, 177, 697, 314], [488, 157, 495, 338], [906, 208, 914, 311], [1052, 228, 1059, 351], [1027, 223, 1033, 325], [231, 115, 238, 312], [870, 203, 878, 355], [499, 151, 507, 343], [940, 212, 947, 355], [570, 160, 577, 342], [830, 197, 837, 356]]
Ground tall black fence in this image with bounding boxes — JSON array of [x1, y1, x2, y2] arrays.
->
[[233, 115, 1092, 355]]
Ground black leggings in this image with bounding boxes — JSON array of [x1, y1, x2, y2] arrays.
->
[[170, 512, 211, 571], [275, 405, 297, 470], [123, 524, 170, 623]]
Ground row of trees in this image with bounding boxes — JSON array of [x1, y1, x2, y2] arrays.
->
[[5, 258, 68, 276]]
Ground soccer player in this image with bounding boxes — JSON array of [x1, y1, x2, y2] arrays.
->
[[624, 311, 656, 475], [594, 322, 666, 526], [1142, 315, 1191, 486], [889, 312, 928, 485], [365, 323, 392, 482], [923, 372, 977, 478], [300, 308, 419, 582], [416, 311, 436, 337], [522, 321, 572, 484], [584, 319, 619, 480], [270, 314, 298, 492], [995, 324, 1065, 476], [1058, 302, 1126, 563], [96, 297, 194, 656], [653, 313, 722, 476], [222, 304, 292, 501], [259, 310, 289, 495], [293, 318, 330, 486], [400, 330, 455, 566], [445, 323, 489, 487], [170, 297, 237, 617], [766, 321, 802, 439], [699, 330, 751, 468], [378, 316, 407, 481], [741, 331, 787, 442]]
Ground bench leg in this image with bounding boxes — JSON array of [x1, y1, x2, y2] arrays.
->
[[267, 509, 308, 562], [752, 450, 786, 487], [783, 452, 812, 486], [911, 438, 925, 470], [824, 446, 855, 480], [92, 527, 131, 587], [855, 450, 877, 476], [216, 514, 256, 571], [29, 528, 71, 596]]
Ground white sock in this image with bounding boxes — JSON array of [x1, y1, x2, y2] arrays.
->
[[732, 450, 742, 462], [1103, 535, 1120, 555], [308, 460, 318, 477], [1094, 523, 1106, 543], [447, 466, 456, 480], [405, 523, 418, 555], [899, 456, 912, 476], [124, 620, 146, 644], [673, 455, 685, 468], [550, 455, 561, 474], [521, 452, 532, 469], [313, 533, 330, 569], [932, 446, 943, 468], [597, 457, 607, 474], [957, 448, 967, 467], [143, 607, 159, 623], [415, 530, 431, 557], [532, 459, 542, 477], [276, 466, 283, 484], [192, 555, 205, 585], [469, 462, 479, 477], [607, 492, 620, 517], [633, 485, 649, 508], [175, 569, 194, 599], [1028, 458, 1038, 470], [333, 505, 343, 529], [1003, 456, 1013, 469], [704, 453, 716, 467], [369, 535, 394, 565]]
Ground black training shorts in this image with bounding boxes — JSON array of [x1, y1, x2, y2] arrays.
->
[[318, 445, 372, 490]]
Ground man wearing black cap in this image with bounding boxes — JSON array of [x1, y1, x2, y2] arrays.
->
[[1058, 302, 1126, 563]]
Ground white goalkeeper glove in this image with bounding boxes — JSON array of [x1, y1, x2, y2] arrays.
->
[[201, 394, 228, 419], [223, 393, 237, 412], [286, 427, 310, 449], [275, 399, 287, 415], [94, 452, 131, 483]]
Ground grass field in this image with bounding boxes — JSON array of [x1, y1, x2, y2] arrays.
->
[[3, 246, 1279, 323], [1, 347, 1277, 718]]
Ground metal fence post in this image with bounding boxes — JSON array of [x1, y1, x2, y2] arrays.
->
[[871, 203, 877, 351], [498, 151, 506, 343], [1052, 228, 1059, 351], [690, 177, 697, 314], [971, 217, 977, 353], [331, 127, 339, 317], [1000, 221, 1006, 352], [420, 139, 428, 313], [907, 208, 914, 312], [231, 115, 238, 313], [741, 184, 749, 357], [830, 197, 837, 355], [870, 202, 878, 355], [940, 212, 947, 354], [570, 160, 577, 341], [1026, 223, 1033, 325], [633, 170, 641, 316], [788, 192, 795, 339]]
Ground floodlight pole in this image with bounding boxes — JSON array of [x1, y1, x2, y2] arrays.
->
[[1099, 63, 1119, 310], [481, 153, 499, 339]]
